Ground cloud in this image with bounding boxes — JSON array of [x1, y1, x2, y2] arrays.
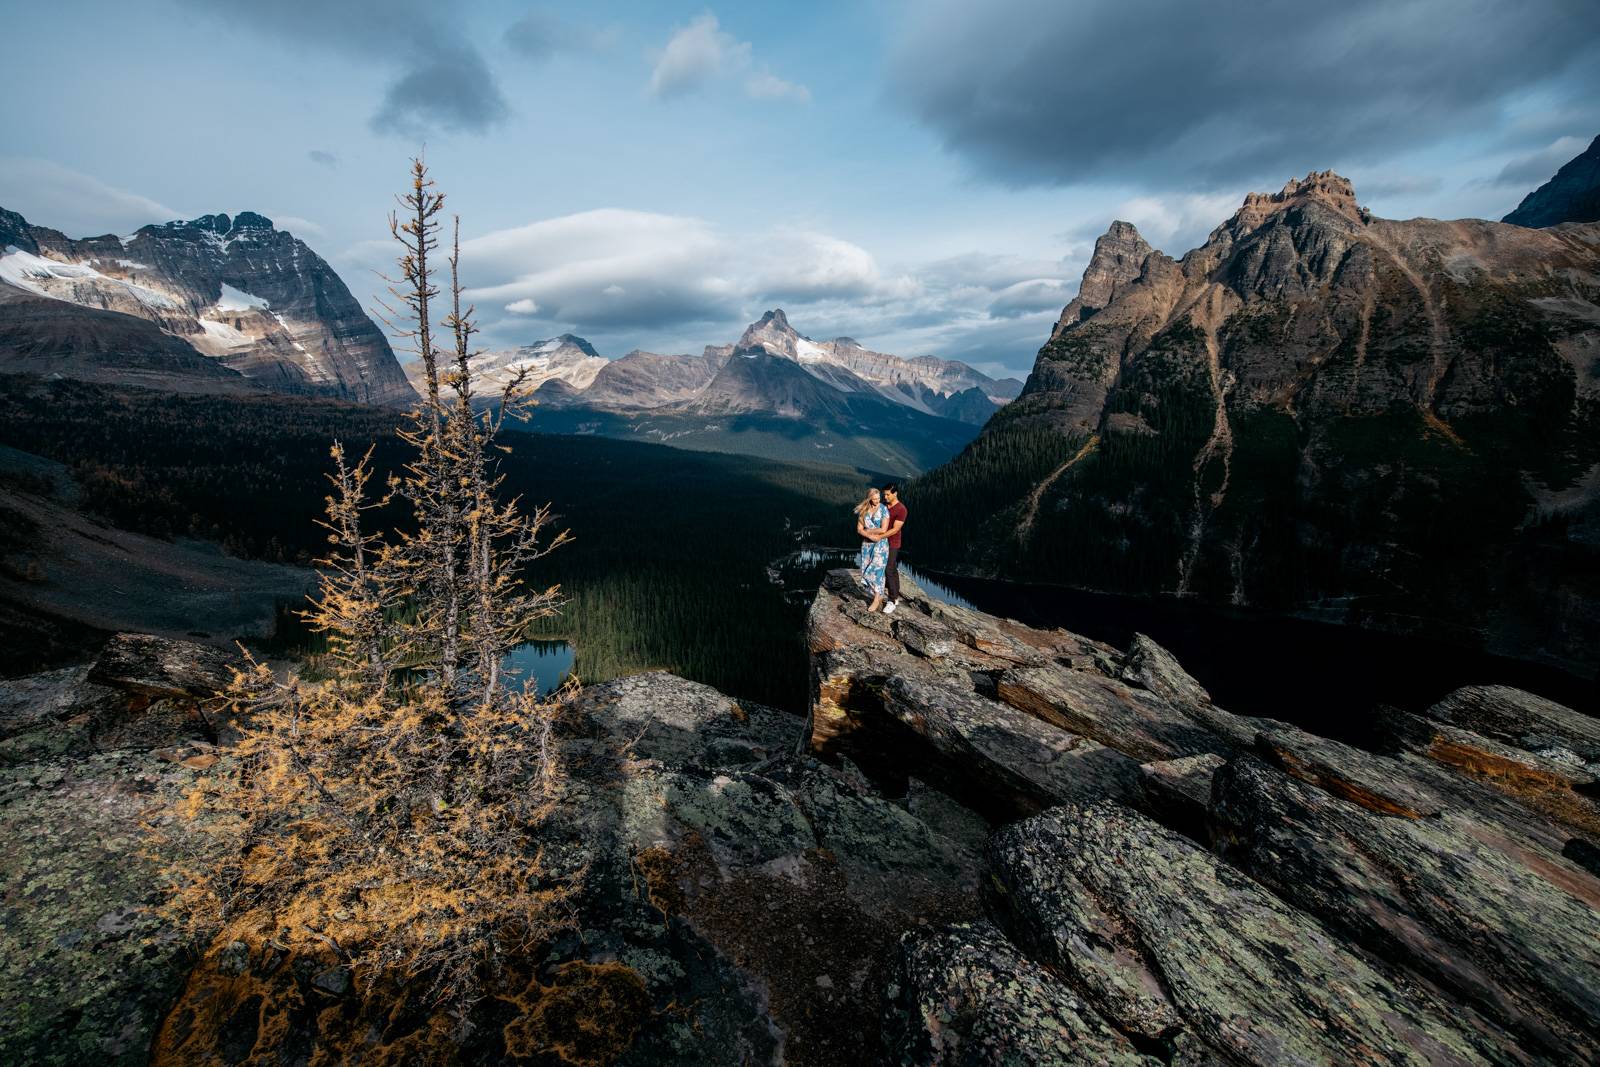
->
[[454, 208, 1075, 377], [307, 150, 338, 167], [372, 43, 509, 136], [272, 215, 327, 238], [503, 9, 618, 60], [988, 279, 1076, 318], [888, 0, 1600, 189], [1485, 135, 1589, 188], [744, 70, 811, 104], [648, 12, 809, 103], [0, 158, 181, 235], [460, 208, 908, 332], [179, 0, 508, 135]]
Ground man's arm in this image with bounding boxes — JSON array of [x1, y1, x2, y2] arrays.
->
[[882, 518, 904, 541]]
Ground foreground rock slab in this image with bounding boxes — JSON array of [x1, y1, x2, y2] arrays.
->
[[806, 568, 1600, 1065]]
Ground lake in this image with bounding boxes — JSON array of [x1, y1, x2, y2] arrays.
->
[[499, 639, 575, 696]]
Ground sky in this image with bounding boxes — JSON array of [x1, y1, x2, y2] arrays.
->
[[3, 0, 1598, 379]]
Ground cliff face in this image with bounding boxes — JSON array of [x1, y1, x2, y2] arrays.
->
[[1, 208, 414, 405], [914, 171, 1600, 675]]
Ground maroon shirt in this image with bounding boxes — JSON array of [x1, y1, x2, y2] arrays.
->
[[886, 502, 907, 549]]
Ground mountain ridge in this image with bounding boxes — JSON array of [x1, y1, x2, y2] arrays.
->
[[911, 163, 1600, 676], [0, 206, 414, 405]]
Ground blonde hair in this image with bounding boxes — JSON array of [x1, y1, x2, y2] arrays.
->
[[853, 487, 881, 519]]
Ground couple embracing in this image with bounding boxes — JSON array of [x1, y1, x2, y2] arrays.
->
[[854, 482, 906, 614]]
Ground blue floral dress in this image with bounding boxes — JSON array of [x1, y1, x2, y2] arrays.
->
[[857, 504, 890, 596]]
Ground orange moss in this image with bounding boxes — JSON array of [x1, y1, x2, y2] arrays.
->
[[501, 962, 652, 1066], [634, 844, 686, 916], [1426, 738, 1600, 837]]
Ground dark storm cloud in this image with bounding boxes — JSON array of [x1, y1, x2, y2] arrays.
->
[[371, 44, 510, 136], [889, 0, 1600, 188], [180, 0, 508, 135]]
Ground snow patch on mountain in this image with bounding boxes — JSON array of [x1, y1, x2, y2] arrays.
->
[[215, 283, 269, 311], [0, 245, 178, 309]]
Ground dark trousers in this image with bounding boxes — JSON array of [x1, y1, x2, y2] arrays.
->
[[885, 546, 901, 602]]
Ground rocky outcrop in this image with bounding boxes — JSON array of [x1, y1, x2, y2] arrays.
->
[[9, 578, 1598, 1063], [913, 170, 1600, 676], [1504, 133, 1600, 228], [1, 207, 414, 405], [809, 569, 1600, 1064], [2, 642, 987, 1065]]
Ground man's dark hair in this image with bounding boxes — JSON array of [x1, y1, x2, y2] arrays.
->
[[882, 481, 899, 494]]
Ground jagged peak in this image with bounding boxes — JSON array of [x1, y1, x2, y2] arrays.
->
[[231, 211, 274, 231], [1102, 219, 1149, 244], [751, 308, 795, 334], [151, 212, 279, 237], [1228, 170, 1367, 234]]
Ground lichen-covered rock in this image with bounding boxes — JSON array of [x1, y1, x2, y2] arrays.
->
[[1210, 754, 1600, 1062], [87, 632, 241, 701], [995, 662, 1228, 762], [1425, 685, 1600, 768], [568, 669, 800, 769], [0, 751, 209, 1066], [1119, 632, 1211, 710], [882, 921, 1153, 1066], [1139, 752, 1226, 841], [554, 672, 990, 1066], [987, 802, 1502, 1066], [1383, 708, 1600, 837]]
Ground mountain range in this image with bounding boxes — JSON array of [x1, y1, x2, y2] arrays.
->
[[912, 157, 1600, 677], [0, 207, 414, 404], [439, 308, 1022, 473]]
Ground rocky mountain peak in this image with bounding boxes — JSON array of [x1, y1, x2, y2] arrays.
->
[[230, 211, 274, 231], [737, 308, 804, 358], [756, 308, 792, 332], [0, 207, 37, 253], [1228, 170, 1366, 236], [547, 333, 601, 358], [1, 204, 414, 405], [1053, 219, 1158, 333]]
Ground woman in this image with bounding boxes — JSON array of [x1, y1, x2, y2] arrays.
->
[[854, 487, 890, 613]]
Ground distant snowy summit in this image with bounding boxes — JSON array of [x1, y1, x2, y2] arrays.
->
[[471, 309, 1022, 427], [0, 206, 414, 405], [405, 334, 606, 398]]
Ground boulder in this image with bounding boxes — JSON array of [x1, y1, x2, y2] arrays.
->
[[87, 633, 241, 702], [987, 801, 1503, 1066], [1425, 685, 1600, 769], [1210, 754, 1600, 1062], [882, 921, 1153, 1066]]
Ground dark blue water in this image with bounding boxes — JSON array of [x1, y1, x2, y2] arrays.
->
[[499, 639, 575, 696], [917, 568, 1598, 733]]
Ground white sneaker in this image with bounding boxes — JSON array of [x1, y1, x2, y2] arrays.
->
[[883, 600, 897, 614]]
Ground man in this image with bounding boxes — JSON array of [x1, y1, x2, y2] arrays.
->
[[880, 482, 907, 614]]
